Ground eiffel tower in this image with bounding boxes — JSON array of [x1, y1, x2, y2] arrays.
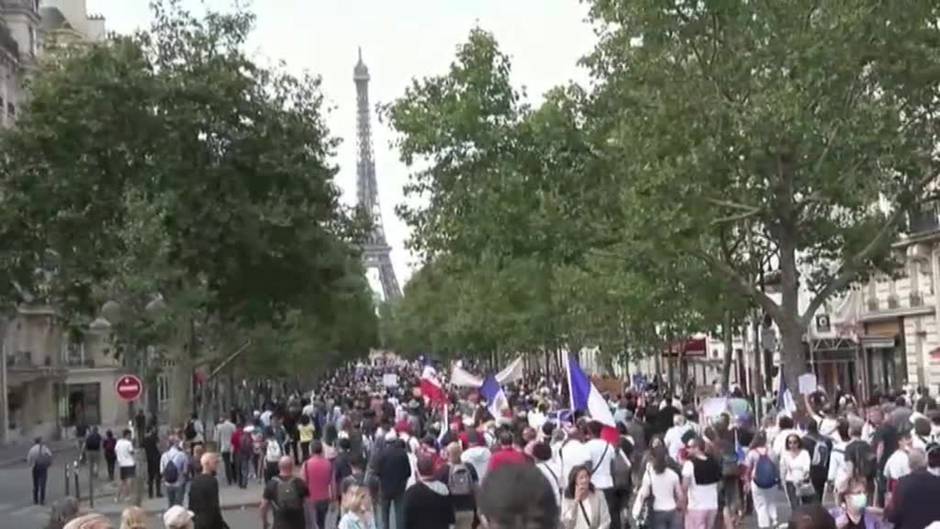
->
[[354, 49, 401, 302]]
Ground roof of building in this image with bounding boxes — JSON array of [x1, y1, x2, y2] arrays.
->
[[39, 5, 72, 32]]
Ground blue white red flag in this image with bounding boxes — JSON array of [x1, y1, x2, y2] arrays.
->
[[565, 354, 619, 444], [479, 374, 508, 420]]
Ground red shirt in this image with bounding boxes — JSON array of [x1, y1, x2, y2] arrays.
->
[[487, 447, 529, 472], [231, 429, 242, 453], [304, 456, 334, 502]]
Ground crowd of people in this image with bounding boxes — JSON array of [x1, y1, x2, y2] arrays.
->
[[41, 360, 940, 529]]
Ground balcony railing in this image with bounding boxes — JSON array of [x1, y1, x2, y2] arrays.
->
[[907, 208, 940, 234]]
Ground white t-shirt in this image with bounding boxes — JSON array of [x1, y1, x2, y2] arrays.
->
[[536, 460, 563, 507], [780, 450, 810, 483], [640, 466, 680, 512], [682, 459, 718, 510], [115, 438, 135, 468], [883, 449, 911, 481], [585, 438, 616, 489], [664, 424, 691, 461], [559, 440, 592, 485]]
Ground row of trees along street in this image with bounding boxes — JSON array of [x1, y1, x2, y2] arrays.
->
[[380, 1, 940, 411], [0, 1, 379, 428]]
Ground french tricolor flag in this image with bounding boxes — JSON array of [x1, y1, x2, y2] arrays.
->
[[420, 364, 447, 407], [565, 354, 620, 444], [479, 374, 508, 420]]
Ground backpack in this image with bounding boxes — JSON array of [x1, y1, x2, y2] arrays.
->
[[847, 441, 876, 479], [810, 437, 830, 470], [184, 421, 197, 441], [239, 433, 254, 456], [720, 445, 739, 478], [611, 449, 632, 490], [163, 456, 180, 484], [266, 440, 282, 462], [274, 477, 303, 511], [447, 463, 473, 496], [34, 446, 53, 469], [752, 452, 779, 489], [85, 433, 102, 451]]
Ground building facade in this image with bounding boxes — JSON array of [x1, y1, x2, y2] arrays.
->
[[1, 0, 112, 444]]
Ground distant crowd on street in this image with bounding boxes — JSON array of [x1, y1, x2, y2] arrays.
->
[[36, 358, 940, 529]]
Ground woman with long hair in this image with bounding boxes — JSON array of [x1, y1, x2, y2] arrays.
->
[[781, 433, 814, 507], [632, 444, 684, 529], [745, 431, 778, 529], [119, 507, 148, 529], [338, 485, 377, 529], [561, 464, 611, 529]]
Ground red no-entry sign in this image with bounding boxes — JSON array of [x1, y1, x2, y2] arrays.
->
[[115, 375, 143, 401]]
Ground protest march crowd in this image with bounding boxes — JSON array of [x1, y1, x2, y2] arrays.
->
[[53, 355, 940, 529]]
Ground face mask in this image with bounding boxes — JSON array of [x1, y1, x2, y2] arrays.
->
[[848, 493, 867, 511]]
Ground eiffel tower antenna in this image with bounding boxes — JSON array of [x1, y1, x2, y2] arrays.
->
[[355, 49, 401, 302]]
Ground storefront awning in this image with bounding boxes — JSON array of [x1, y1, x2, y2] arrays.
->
[[663, 337, 707, 357], [860, 335, 895, 349]]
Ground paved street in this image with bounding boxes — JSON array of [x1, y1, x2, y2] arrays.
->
[[0, 443, 83, 528]]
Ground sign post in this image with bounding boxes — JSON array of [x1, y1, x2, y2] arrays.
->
[[115, 374, 144, 506], [115, 375, 143, 402]]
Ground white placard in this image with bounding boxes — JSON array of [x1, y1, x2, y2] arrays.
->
[[702, 397, 728, 418], [382, 373, 399, 387], [798, 373, 817, 395]]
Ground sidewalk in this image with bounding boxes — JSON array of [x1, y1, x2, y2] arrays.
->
[[0, 438, 76, 468], [88, 482, 263, 516]]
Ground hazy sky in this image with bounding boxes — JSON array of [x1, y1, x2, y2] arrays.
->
[[86, 0, 597, 291]]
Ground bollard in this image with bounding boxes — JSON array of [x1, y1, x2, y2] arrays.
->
[[64, 464, 70, 497], [88, 460, 94, 508], [73, 461, 80, 500]]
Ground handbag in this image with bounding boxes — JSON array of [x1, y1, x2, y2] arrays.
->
[[796, 479, 816, 498]]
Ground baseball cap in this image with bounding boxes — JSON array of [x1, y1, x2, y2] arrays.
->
[[163, 506, 194, 529]]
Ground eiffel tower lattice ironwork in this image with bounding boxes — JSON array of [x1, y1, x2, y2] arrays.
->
[[354, 49, 401, 302]]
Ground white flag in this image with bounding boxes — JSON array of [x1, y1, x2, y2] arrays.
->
[[495, 356, 524, 385]]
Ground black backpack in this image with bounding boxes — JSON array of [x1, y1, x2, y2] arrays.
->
[[809, 436, 830, 471], [274, 477, 303, 511], [163, 458, 180, 484], [184, 421, 197, 441], [85, 432, 102, 451], [611, 449, 632, 490]]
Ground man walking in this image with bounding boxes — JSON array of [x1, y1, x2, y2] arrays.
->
[[114, 429, 136, 503], [302, 441, 333, 529], [215, 414, 236, 486], [402, 455, 455, 529], [161, 436, 190, 507], [375, 434, 411, 529], [586, 421, 622, 529], [189, 452, 226, 529], [261, 456, 308, 529], [84, 427, 102, 479], [143, 426, 163, 498], [26, 437, 53, 505]]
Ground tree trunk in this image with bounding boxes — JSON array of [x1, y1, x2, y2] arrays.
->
[[168, 345, 192, 429], [720, 312, 734, 391], [168, 320, 195, 429], [777, 225, 809, 415]]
